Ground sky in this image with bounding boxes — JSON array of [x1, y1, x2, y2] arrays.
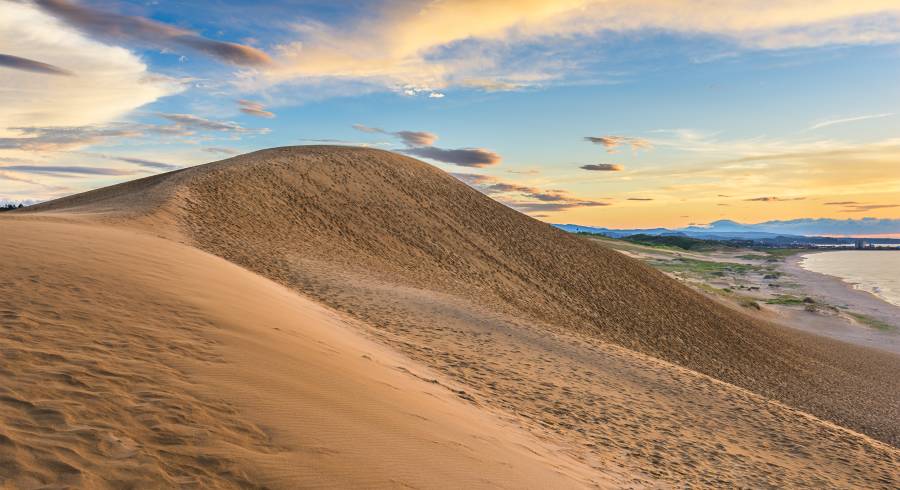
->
[[1, 0, 899, 235]]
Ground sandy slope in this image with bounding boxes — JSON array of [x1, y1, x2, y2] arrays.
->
[[6, 145, 900, 487], [0, 220, 606, 488]]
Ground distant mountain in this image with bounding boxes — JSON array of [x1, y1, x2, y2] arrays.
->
[[557, 217, 900, 241]]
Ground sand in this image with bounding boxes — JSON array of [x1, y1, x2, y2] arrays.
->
[[0, 219, 607, 488], [4, 145, 900, 487], [594, 235, 900, 355]]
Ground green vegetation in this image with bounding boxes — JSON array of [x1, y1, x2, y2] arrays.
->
[[738, 298, 761, 310], [848, 313, 895, 332], [620, 234, 746, 251], [758, 248, 806, 261], [765, 294, 807, 306], [652, 257, 760, 278]]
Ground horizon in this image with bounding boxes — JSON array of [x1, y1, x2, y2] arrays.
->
[[2, 0, 898, 234]]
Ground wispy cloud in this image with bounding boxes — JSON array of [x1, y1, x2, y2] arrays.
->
[[79, 152, 179, 171], [0, 53, 73, 76], [205, 147, 241, 155], [452, 172, 609, 212], [745, 196, 806, 202], [254, 1, 900, 95], [0, 164, 135, 176], [33, 0, 270, 66], [0, 126, 143, 151], [585, 136, 652, 153], [839, 203, 899, 213], [403, 146, 501, 167], [352, 124, 438, 147], [238, 100, 275, 118], [158, 114, 268, 134], [353, 124, 500, 167], [1, 2, 182, 129], [809, 113, 894, 130], [580, 163, 623, 171]]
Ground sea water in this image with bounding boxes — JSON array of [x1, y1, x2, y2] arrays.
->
[[800, 251, 900, 307]]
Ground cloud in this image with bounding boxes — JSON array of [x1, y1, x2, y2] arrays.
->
[[809, 113, 894, 130], [352, 124, 438, 146], [0, 115, 261, 153], [0, 53, 73, 76], [452, 172, 608, 212], [580, 163, 623, 171], [80, 152, 178, 171], [745, 196, 807, 202], [402, 146, 501, 167], [0, 2, 181, 129], [204, 147, 240, 155], [238, 100, 275, 118], [506, 200, 610, 213], [158, 113, 266, 133], [352, 124, 497, 167], [0, 164, 135, 176], [585, 136, 653, 153], [0, 126, 142, 151], [839, 203, 899, 213], [254, 1, 900, 94], [451, 172, 496, 186], [825, 201, 859, 205], [33, 0, 271, 66], [627, 197, 654, 201]]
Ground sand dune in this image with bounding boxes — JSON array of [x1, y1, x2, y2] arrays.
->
[[0, 220, 607, 488], [5, 145, 900, 487]]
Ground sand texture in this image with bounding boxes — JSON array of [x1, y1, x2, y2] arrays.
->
[[4, 145, 900, 487]]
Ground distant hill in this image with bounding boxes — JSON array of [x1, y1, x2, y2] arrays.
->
[[556, 222, 900, 244]]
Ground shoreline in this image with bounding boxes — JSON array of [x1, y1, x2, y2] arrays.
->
[[795, 250, 899, 308], [774, 252, 900, 355]]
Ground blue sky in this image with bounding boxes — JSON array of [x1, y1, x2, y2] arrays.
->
[[2, 0, 899, 234]]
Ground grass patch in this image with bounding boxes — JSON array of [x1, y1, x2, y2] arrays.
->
[[738, 298, 761, 310], [758, 248, 806, 261], [652, 258, 761, 278], [848, 313, 894, 332], [765, 294, 807, 306]]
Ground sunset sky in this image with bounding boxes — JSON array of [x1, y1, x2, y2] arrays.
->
[[2, 0, 899, 233]]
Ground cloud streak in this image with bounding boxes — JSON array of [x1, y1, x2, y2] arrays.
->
[[353, 124, 499, 167], [745, 196, 806, 202], [158, 113, 267, 134], [34, 0, 271, 66], [838, 203, 899, 213], [452, 173, 609, 212], [0, 164, 135, 176], [585, 136, 652, 153], [352, 124, 438, 147], [0, 53, 73, 76], [580, 163, 623, 171], [403, 146, 501, 167], [238, 100, 275, 118], [809, 113, 894, 130]]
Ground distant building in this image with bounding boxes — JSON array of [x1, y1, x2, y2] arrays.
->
[[854, 239, 869, 250]]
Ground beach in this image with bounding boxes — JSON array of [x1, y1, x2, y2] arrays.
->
[[589, 236, 900, 355]]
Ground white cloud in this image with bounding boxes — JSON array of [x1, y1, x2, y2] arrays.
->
[[254, 1, 900, 93], [0, 2, 182, 133], [808, 113, 895, 130]]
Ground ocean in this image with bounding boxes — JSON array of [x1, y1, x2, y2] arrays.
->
[[800, 251, 900, 307]]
